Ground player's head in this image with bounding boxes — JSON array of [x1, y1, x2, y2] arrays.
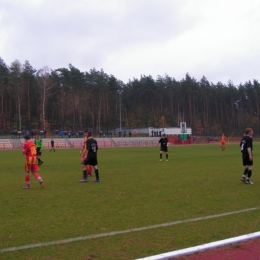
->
[[245, 128, 253, 136], [87, 131, 93, 137], [24, 134, 31, 140], [84, 129, 89, 136], [163, 134, 166, 138]]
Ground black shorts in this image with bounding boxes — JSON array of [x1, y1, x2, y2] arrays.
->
[[242, 153, 253, 166], [160, 146, 168, 152], [83, 156, 98, 166], [36, 147, 42, 156]]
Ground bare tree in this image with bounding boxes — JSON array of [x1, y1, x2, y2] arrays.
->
[[36, 66, 56, 130]]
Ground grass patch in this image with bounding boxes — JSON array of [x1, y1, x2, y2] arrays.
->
[[0, 144, 260, 259]]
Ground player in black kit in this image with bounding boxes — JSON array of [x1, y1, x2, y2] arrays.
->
[[240, 128, 254, 184], [157, 134, 169, 161], [79, 131, 100, 183]]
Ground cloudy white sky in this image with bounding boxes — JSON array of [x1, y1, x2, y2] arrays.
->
[[1, 0, 260, 85]]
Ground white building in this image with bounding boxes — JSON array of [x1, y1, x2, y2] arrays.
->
[[149, 122, 192, 137]]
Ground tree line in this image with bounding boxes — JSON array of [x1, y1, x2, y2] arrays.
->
[[0, 56, 259, 136]]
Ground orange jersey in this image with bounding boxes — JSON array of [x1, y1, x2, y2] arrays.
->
[[81, 136, 89, 159], [23, 140, 39, 171], [82, 136, 88, 152], [221, 136, 226, 143], [23, 140, 37, 157]]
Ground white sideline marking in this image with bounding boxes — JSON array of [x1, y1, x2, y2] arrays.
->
[[135, 231, 260, 260], [0, 207, 259, 253]]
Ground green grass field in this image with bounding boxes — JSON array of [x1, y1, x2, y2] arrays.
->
[[0, 144, 260, 260]]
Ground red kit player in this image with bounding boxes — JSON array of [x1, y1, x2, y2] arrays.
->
[[22, 134, 44, 189]]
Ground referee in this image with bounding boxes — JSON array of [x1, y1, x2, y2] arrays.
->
[[35, 135, 43, 165]]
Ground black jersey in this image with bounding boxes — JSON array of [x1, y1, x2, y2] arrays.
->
[[240, 135, 253, 154], [86, 138, 98, 158], [158, 137, 168, 147]]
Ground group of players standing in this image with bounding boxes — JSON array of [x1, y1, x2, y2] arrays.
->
[[22, 130, 100, 189], [21, 127, 254, 189], [156, 128, 254, 185]]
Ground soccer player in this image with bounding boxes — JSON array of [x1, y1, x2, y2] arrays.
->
[[34, 135, 43, 165], [79, 131, 100, 182], [240, 128, 254, 184], [80, 130, 93, 178], [157, 134, 169, 161], [22, 134, 44, 189], [221, 133, 226, 151], [49, 139, 55, 152]]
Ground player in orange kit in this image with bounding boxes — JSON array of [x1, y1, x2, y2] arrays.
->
[[221, 133, 226, 151], [79, 129, 93, 181], [22, 134, 44, 189]]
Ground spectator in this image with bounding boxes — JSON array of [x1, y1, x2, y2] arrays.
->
[[17, 130, 22, 139], [55, 130, 59, 138], [14, 129, 18, 138], [40, 130, 44, 138]]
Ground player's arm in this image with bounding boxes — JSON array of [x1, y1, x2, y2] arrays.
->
[[39, 140, 43, 151], [80, 141, 86, 154], [80, 145, 84, 154], [84, 141, 90, 158], [247, 147, 253, 160], [22, 143, 27, 154]]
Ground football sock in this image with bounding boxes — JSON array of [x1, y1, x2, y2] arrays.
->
[[87, 166, 92, 175], [33, 173, 42, 181], [95, 169, 100, 180], [166, 154, 168, 159], [25, 173, 30, 187], [247, 170, 252, 178], [160, 154, 162, 159], [243, 167, 248, 176], [83, 170, 87, 179]]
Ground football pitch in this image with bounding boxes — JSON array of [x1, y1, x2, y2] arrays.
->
[[0, 144, 260, 260]]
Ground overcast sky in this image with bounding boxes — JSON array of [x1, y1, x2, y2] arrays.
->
[[1, 0, 260, 85]]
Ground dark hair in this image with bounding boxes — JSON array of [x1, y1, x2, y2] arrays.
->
[[24, 134, 31, 140], [84, 129, 89, 133], [87, 131, 93, 137], [245, 128, 253, 135]]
